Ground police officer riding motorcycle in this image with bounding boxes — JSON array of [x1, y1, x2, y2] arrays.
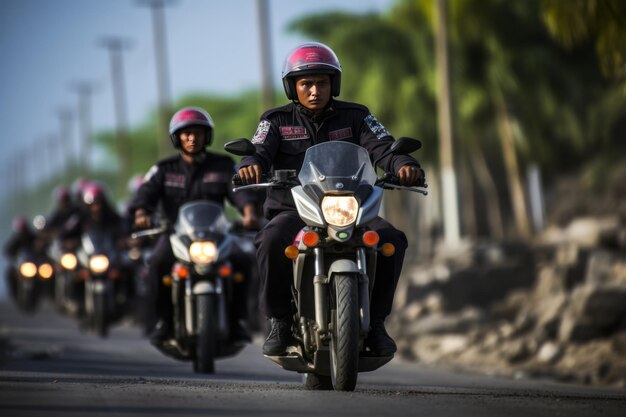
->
[[129, 107, 259, 363], [233, 42, 426, 390]]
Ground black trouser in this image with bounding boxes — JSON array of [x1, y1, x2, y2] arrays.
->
[[148, 234, 250, 326], [254, 211, 408, 321]]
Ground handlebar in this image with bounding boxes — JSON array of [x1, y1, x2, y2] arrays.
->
[[130, 224, 168, 240], [231, 170, 299, 193], [232, 171, 428, 195]]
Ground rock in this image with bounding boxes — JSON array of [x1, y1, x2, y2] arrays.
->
[[501, 339, 533, 364], [564, 217, 620, 248], [405, 308, 485, 336], [558, 284, 626, 342], [536, 342, 563, 364], [438, 335, 468, 355]]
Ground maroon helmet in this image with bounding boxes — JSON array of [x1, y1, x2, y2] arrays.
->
[[71, 177, 90, 203], [53, 185, 71, 204], [168, 107, 215, 149], [12, 216, 29, 233], [281, 42, 342, 100], [81, 182, 107, 206]]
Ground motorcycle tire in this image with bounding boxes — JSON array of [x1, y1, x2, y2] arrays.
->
[[329, 273, 360, 391], [94, 291, 108, 338], [17, 281, 37, 313], [194, 293, 216, 374]]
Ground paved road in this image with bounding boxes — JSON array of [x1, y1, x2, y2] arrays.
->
[[1, 298, 624, 417]]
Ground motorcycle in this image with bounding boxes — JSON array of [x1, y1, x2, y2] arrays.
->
[[125, 234, 158, 336], [10, 248, 54, 312], [226, 137, 427, 391], [76, 230, 132, 337], [47, 237, 82, 315], [132, 201, 248, 373]]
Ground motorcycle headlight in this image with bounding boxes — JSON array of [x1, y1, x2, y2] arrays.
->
[[60, 253, 78, 270], [321, 195, 359, 227], [89, 255, 109, 274], [19, 262, 37, 278], [38, 263, 54, 279], [189, 241, 217, 265]]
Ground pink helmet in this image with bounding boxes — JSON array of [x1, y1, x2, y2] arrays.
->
[[168, 107, 215, 149], [53, 185, 71, 204], [281, 42, 342, 100], [12, 216, 29, 233], [81, 182, 107, 206]]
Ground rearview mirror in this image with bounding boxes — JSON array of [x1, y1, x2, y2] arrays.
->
[[224, 139, 256, 156], [390, 137, 422, 154], [373, 137, 422, 169]]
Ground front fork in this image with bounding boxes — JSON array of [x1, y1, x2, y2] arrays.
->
[[181, 274, 227, 337], [311, 247, 374, 337]]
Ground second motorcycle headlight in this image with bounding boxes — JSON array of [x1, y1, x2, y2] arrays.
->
[[189, 241, 217, 265], [60, 253, 78, 270], [321, 195, 359, 227], [19, 262, 38, 278], [89, 255, 109, 274]]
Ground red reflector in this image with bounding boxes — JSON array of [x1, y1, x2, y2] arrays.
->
[[219, 265, 232, 277], [362, 230, 380, 247], [302, 231, 320, 247]]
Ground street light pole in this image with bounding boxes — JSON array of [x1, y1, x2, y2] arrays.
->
[[99, 36, 132, 192], [55, 107, 73, 173], [256, 0, 274, 111], [70, 80, 96, 176], [138, 0, 174, 159]]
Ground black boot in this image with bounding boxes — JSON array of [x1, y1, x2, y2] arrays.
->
[[365, 319, 397, 356], [149, 319, 172, 346], [262, 316, 296, 356]]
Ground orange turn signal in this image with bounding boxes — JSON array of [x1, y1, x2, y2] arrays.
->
[[176, 265, 189, 279], [302, 231, 320, 247], [219, 265, 232, 277], [233, 272, 245, 283], [285, 245, 299, 260], [108, 268, 120, 280], [362, 230, 380, 247], [381, 243, 395, 257], [162, 275, 173, 286]]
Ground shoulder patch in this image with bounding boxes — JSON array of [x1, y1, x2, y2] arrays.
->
[[143, 165, 159, 182], [252, 120, 271, 144], [364, 114, 391, 140]]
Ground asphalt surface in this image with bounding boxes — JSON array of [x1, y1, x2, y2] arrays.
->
[[1, 298, 625, 417]]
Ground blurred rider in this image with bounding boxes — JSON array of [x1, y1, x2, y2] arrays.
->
[[129, 106, 259, 345], [3, 216, 37, 300]]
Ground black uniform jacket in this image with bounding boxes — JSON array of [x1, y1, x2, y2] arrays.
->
[[238, 100, 421, 219], [129, 151, 254, 224]]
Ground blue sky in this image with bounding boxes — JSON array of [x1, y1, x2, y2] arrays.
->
[[0, 0, 394, 296], [0, 0, 393, 194]]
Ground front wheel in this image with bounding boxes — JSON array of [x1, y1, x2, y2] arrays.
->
[[194, 294, 216, 373], [330, 273, 360, 391], [93, 289, 108, 338]]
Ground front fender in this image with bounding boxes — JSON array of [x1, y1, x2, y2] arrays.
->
[[192, 281, 216, 295], [327, 259, 360, 278]]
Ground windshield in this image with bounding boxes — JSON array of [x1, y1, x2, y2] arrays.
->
[[176, 201, 230, 238], [298, 141, 377, 194], [81, 230, 115, 255]]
